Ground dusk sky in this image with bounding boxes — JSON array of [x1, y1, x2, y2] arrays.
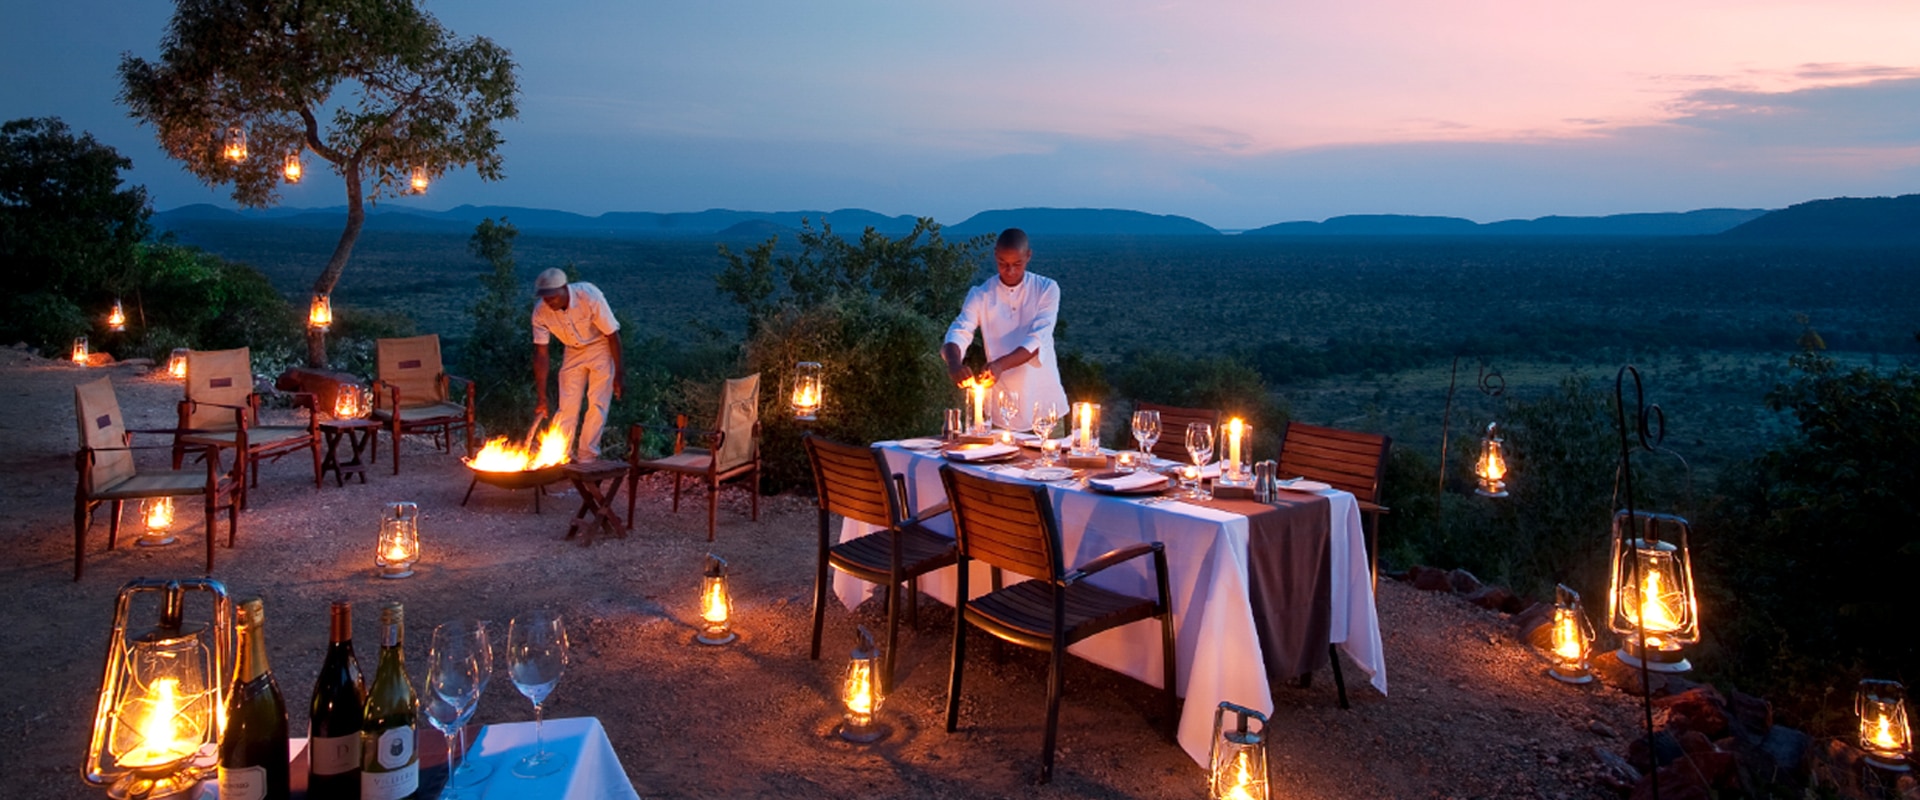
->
[[4, 1, 1918, 229]]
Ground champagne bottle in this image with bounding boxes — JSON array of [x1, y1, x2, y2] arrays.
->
[[309, 600, 366, 799], [219, 598, 291, 800], [360, 602, 419, 800]]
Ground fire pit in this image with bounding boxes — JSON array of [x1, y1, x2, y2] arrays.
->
[[462, 422, 570, 512]]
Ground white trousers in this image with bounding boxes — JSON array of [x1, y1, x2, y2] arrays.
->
[[555, 338, 615, 461]]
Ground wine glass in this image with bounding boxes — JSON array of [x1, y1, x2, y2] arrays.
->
[[448, 621, 494, 788], [507, 611, 569, 778], [1131, 410, 1161, 464], [1185, 422, 1215, 500], [996, 388, 1022, 432], [1030, 402, 1060, 466], [425, 621, 489, 796]]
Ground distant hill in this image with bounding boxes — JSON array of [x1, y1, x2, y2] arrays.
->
[[1720, 195, 1920, 242], [152, 204, 924, 238], [1245, 209, 1767, 237], [949, 208, 1219, 236]]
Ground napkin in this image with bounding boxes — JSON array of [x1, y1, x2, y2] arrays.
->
[[945, 443, 1018, 461], [1012, 432, 1073, 449], [1089, 472, 1168, 492]]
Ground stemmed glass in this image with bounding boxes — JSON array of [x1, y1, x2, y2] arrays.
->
[[1185, 422, 1215, 500], [449, 621, 494, 789], [1030, 402, 1061, 466], [425, 621, 491, 797], [996, 388, 1022, 432], [1132, 410, 1161, 465], [507, 611, 569, 778]]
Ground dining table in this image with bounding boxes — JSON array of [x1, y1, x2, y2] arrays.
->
[[833, 439, 1388, 767]]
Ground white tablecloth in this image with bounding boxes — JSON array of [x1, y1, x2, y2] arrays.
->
[[836, 444, 1387, 766], [466, 716, 641, 800]]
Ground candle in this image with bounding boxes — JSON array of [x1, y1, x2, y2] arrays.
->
[[1075, 402, 1092, 449], [1226, 418, 1244, 468]]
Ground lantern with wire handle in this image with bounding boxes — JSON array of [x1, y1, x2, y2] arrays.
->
[[308, 294, 332, 332], [136, 497, 177, 548], [282, 153, 302, 184], [73, 336, 90, 365], [1546, 584, 1596, 684], [696, 553, 736, 645], [409, 165, 429, 194], [790, 361, 823, 421], [84, 579, 233, 800], [375, 501, 420, 579], [107, 300, 127, 333], [166, 349, 189, 381], [1474, 421, 1508, 498], [1858, 679, 1912, 771], [838, 625, 887, 742], [1209, 702, 1271, 800], [221, 127, 247, 162], [333, 383, 371, 420], [1606, 510, 1700, 673]]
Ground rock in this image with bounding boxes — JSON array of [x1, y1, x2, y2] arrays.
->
[[1589, 720, 1618, 738], [1511, 602, 1553, 641], [1628, 730, 1685, 772], [1447, 568, 1483, 594], [1408, 565, 1452, 592], [1629, 756, 1714, 800], [84, 352, 115, 367], [119, 357, 155, 367], [1759, 725, 1812, 779], [1656, 687, 1730, 738], [1727, 688, 1773, 736], [1466, 585, 1514, 612], [1592, 745, 1642, 788], [1675, 731, 1737, 787], [1594, 650, 1669, 696]]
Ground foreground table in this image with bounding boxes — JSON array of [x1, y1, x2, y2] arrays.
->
[[564, 461, 631, 546], [318, 418, 380, 487], [835, 442, 1387, 767]]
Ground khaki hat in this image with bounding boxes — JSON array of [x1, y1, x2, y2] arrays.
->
[[534, 268, 569, 297]]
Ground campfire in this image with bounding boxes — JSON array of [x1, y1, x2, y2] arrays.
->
[[461, 420, 571, 511]]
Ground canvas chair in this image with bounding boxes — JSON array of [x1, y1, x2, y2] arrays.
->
[[803, 434, 957, 693], [939, 464, 1177, 784], [626, 373, 762, 542], [371, 334, 476, 475], [1132, 401, 1220, 463], [1276, 421, 1392, 591], [173, 347, 320, 508], [76, 377, 240, 580]]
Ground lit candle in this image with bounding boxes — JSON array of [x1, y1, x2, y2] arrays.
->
[[1075, 402, 1092, 448], [1226, 418, 1244, 469], [968, 380, 987, 432]]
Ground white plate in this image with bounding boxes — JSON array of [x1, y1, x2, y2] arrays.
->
[[897, 438, 943, 450], [1279, 479, 1332, 492], [1024, 467, 1075, 482]]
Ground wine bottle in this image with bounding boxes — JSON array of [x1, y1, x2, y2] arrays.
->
[[360, 602, 419, 800], [309, 600, 366, 799], [219, 597, 291, 800]]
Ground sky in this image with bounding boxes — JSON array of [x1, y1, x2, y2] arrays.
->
[[3, 0, 1918, 229]]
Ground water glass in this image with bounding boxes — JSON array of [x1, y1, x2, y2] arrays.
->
[[507, 611, 569, 779], [1185, 422, 1215, 500], [1132, 410, 1161, 463], [425, 621, 491, 796], [1030, 402, 1060, 466], [996, 388, 1022, 431]]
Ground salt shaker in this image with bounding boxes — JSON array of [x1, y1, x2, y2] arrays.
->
[[1253, 460, 1279, 502]]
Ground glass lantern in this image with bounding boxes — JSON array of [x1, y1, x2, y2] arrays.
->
[[838, 625, 887, 742], [1606, 511, 1700, 673], [1547, 584, 1596, 684], [376, 502, 420, 579], [1209, 702, 1270, 800], [282, 152, 302, 184], [166, 349, 190, 381], [222, 127, 247, 162], [108, 299, 127, 332], [961, 377, 993, 438], [333, 384, 371, 420], [1070, 402, 1102, 457], [86, 579, 232, 800], [308, 293, 333, 332], [73, 335, 90, 364], [1858, 679, 1912, 771], [696, 553, 736, 645], [136, 497, 177, 548], [409, 165, 429, 194], [1475, 421, 1508, 498], [1218, 417, 1252, 486], [790, 361, 823, 421]]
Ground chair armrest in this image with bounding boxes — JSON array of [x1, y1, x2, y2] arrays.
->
[[1358, 500, 1389, 515], [1063, 542, 1163, 585], [180, 402, 249, 431], [905, 501, 951, 526], [373, 380, 401, 411]]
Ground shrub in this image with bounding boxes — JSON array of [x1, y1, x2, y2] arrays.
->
[[1107, 349, 1289, 454]]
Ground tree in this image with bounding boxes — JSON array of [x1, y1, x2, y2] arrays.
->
[[461, 217, 533, 430], [716, 218, 989, 335], [119, 0, 518, 367]]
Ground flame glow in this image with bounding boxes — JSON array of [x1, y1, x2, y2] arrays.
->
[[308, 295, 332, 329], [108, 301, 126, 330], [1551, 610, 1585, 662], [1221, 751, 1258, 800], [119, 678, 193, 769], [1623, 568, 1683, 635], [960, 375, 994, 432], [167, 352, 188, 380], [283, 154, 302, 183], [792, 383, 820, 414], [844, 661, 875, 718], [1478, 445, 1506, 481], [466, 422, 569, 472], [702, 580, 730, 625], [143, 498, 174, 533], [410, 166, 429, 193], [1871, 715, 1899, 750]]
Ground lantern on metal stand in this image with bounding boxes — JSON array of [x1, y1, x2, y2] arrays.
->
[[84, 578, 233, 800], [282, 152, 303, 184], [136, 498, 177, 548], [1474, 422, 1508, 497], [1546, 584, 1595, 684], [1858, 679, 1911, 771], [107, 300, 127, 333], [1209, 702, 1270, 800], [166, 349, 189, 381], [375, 501, 420, 578], [222, 127, 247, 162], [838, 625, 887, 742], [1606, 510, 1699, 673], [73, 335, 91, 365], [696, 553, 736, 645], [308, 293, 333, 332], [791, 361, 823, 421]]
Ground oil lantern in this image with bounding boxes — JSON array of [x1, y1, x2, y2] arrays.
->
[[333, 384, 371, 420], [838, 625, 886, 742], [1547, 584, 1595, 684], [1606, 511, 1700, 673], [222, 127, 247, 162], [84, 579, 232, 799], [166, 349, 189, 381], [282, 153, 302, 184], [107, 300, 127, 333], [307, 294, 332, 332], [790, 361, 823, 421], [1858, 679, 1911, 771], [409, 165, 429, 194], [1475, 421, 1508, 498], [1209, 702, 1270, 800], [375, 501, 420, 579], [696, 553, 736, 645], [73, 336, 90, 365], [136, 497, 177, 548]]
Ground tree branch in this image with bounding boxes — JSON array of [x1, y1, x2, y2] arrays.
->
[[298, 105, 347, 165]]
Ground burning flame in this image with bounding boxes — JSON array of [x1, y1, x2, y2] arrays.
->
[[702, 580, 730, 625], [72, 339, 89, 364], [792, 383, 820, 412], [282, 153, 302, 183], [1221, 751, 1258, 800], [844, 661, 875, 717], [222, 128, 247, 162], [409, 166, 429, 193], [467, 422, 569, 472], [120, 678, 193, 768], [144, 498, 174, 533], [1551, 610, 1585, 661], [168, 355, 188, 380], [1870, 715, 1899, 750], [108, 301, 126, 330], [1624, 569, 1683, 635], [1478, 446, 1506, 482], [308, 295, 332, 329]]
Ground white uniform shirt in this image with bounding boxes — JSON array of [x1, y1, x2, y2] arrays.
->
[[944, 272, 1069, 430], [531, 282, 620, 349]]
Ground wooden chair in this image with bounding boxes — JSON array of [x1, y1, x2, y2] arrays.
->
[[1132, 401, 1220, 463], [626, 373, 762, 542], [804, 434, 957, 692], [1276, 421, 1392, 590], [371, 334, 476, 475], [172, 347, 319, 509], [939, 464, 1176, 784], [77, 377, 241, 580]]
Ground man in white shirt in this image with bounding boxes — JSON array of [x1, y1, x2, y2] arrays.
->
[[941, 229, 1068, 431], [531, 268, 624, 461]]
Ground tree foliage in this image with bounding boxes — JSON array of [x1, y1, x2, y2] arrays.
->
[[0, 118, 151, 300], [461, 217, 534, 432], [716, 218, 989, 334]]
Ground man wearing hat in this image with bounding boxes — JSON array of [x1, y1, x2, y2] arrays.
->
[[532, 267, 624, 461]]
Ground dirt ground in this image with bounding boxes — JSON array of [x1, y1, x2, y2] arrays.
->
[[0, 348, 1649, 799]]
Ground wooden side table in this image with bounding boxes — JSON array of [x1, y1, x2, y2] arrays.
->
[[320, 418, 381, 487], [563, 461, 630, 546]]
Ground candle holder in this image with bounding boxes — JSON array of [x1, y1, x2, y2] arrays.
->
[[222, 127, 247, 162], [85, 579, 232, 800], [1217, 417, 1251, 487], [409, 165, 430, 194], [1070, 402, 1101, 457], [697, 553, 737, 645], [790, 361, 823, 421], [1209, 702, 1270, 800], [375, 501, 420, 578], [838, 626, 887, 742], [961, 378, 993, 438]]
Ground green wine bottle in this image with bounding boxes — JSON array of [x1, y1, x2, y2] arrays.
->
[[219, 598, 291, 800], [360, 602, 419, 800], [309, 600, 366, 799]]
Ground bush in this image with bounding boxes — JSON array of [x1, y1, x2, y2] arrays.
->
[[1107, 349, 1290, 454]]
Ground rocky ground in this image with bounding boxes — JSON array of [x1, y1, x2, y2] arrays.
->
[[2, 346, 1895, 799]]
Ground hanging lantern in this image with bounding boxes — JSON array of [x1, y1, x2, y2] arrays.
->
[[1606, 511, 1700, 673], [85, 579, 233, 800], [282, 153, 303, 184], [696, 553, 736, 645], [166, 349, 190, 381], [1218, 417, 1251, 486], [72, 336, 91, 365], [333, 384, 371, 420], [1070, 401, 1102, 457], [222, 127, 247, 162], [837, 626, 887, 742], [1474, 421, 1508, 498], [409, 165, 429, 194], [1546, 584, 1595, 684], [136, 498, 178, 548], [375, 501, 420, 579], [308, 293, 333, 331], [790, 361, 824, 421], [1858, 680, 1912, 771], [107, 300, 127, 333], [1209, 702, 1270, 800]]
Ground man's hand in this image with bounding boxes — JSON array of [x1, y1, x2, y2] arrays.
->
[[947, 361, 974, 387], [535, 395, 550, 420], [613, 372, 625, 401]]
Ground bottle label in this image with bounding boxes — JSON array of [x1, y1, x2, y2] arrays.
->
[[376, 726, 415, 769], [219, 765, 269, 800], [310, 732, 362, 776], [361, 761, 419, 800]]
